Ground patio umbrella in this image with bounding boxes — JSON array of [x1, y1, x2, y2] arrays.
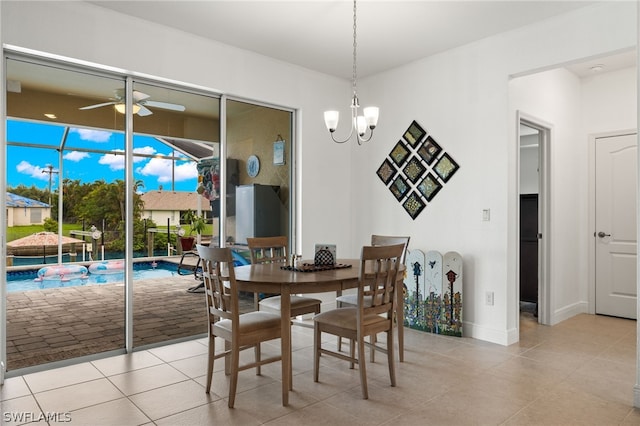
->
[[7, 232, 86, 263]]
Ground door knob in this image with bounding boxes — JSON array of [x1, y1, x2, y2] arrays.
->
[[597, 231, 611, 238]]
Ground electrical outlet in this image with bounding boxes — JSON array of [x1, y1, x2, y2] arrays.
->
[[482, 209, 490, 221], [485, 291, 494, 306]]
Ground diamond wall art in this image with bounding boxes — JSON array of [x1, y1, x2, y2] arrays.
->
[[377, 120, 459, 219]]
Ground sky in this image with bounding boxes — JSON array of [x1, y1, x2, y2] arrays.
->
[[6, 120, 200, 194]]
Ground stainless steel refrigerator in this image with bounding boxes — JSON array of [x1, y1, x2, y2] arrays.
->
[[235, 184, 283, 244]]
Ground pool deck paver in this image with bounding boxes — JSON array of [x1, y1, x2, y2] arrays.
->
[[5, 269, 255, 372]]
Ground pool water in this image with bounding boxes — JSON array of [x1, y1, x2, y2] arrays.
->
[[6, 261, 183, 292]]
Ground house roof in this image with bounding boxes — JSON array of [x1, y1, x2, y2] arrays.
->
[[6, 193, 49, 208], [140, 190, 204, 212]]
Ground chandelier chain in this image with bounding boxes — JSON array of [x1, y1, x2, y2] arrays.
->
[[352, 0, 358, 97]]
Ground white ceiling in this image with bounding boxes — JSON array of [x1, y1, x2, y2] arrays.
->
[[86, 0, 632, 81]]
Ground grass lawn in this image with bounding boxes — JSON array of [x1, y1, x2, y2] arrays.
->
[[6, 224, 84, 242]]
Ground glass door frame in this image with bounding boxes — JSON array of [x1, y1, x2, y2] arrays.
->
[[0, 46, 298, 380]]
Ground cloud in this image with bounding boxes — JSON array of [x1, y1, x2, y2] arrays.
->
[[63, 151, 90, 162], [134, 146, 156, 157], [99, 151, 125, 171], [136, 156, 197, 184], [70, 128, 112, 143], [16, 161, 54, 182], [99, 147, 156, 171]]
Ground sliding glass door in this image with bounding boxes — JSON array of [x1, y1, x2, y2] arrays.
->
[[2, 51, 295, 375], [225, 99, 293, 264], [5, 57, 127, 370]]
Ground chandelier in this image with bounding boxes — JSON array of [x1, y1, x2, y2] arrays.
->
[[324, 0, 379, 145]]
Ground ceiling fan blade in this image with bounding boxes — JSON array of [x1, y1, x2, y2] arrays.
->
[[132, 90, 151, 103], [112, 89, 150, 103], [136, 105, 153, 117], [142, 100, 186, 112], [79, 101, 116, 110]]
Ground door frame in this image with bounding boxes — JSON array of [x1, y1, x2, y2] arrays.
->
[[588, 129, 637, 315], [517, 111, 552, 326]]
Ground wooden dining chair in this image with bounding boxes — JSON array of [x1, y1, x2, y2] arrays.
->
[[196, 245, 284, 408], [314, 243, 405, 399], [336, 234, 410, 361], [247, 236, 322, 327]]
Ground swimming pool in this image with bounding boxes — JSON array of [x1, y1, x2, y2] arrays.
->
[[6, 261, 183, 292]]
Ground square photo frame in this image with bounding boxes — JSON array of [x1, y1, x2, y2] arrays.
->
[[403, 120, 427, 147], [389, 175, 409, 201], [390, 140, 411, 166], [417, 173, 443, 201], [403, 155, 426, 183], [434, 153, 459, 183], [402, 191, 426, 220], [417, 135, 442, 166], [376, 158, 397, 186]]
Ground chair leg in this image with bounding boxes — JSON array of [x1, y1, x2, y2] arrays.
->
[[224, 340, 231, 375], [387, 329, 396, 387], [357, 334, 368, 399], [206, 335, 215, 393], [255, 343, 261, 375], [397, 320, 404, 363], [370, 334, 376, 362], [336, 295, 343, 352], [349, 338, 355, 369], [314, 324, 321, 382], [396, 292, 405, 362], [228, 347, 240, 408]]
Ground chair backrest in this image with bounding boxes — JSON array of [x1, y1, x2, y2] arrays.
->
[[371, 234, 410, 263], [196, 245, 239, 325], [358, 243, 405, 320], [246, 236, 288, 264]]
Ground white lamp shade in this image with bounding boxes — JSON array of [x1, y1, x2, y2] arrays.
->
[[356, 115, 367, 136], [114, 103, 141, 114], [324, 110, 340, 131], [363, 107, 379, 128]]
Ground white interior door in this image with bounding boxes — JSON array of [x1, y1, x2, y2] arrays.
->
[[595, 132, 637, 319]]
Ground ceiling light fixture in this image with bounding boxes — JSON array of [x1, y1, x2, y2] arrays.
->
[[590, 64, 605, 73], [324, 0, 378, 145], [44, 113, 57, 120], [114, 103, 141, 115]]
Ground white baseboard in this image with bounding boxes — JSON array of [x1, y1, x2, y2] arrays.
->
[[457, 302, 588, 346], [462, 321, 513, 346], [552, 301, 588, 325]]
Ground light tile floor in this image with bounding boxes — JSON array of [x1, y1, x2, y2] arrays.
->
[[1, 312, 639, 425]]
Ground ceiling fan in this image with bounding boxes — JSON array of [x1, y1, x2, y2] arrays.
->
[[79, 89, 186, 116]]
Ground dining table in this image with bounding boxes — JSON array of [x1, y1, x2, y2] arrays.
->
[[233, 258, 405, 406]]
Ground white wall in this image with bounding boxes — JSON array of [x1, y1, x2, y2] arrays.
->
[[354, 1, 636, 344], [2, 1, 637, 345], [582, 67, 637, 134]]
